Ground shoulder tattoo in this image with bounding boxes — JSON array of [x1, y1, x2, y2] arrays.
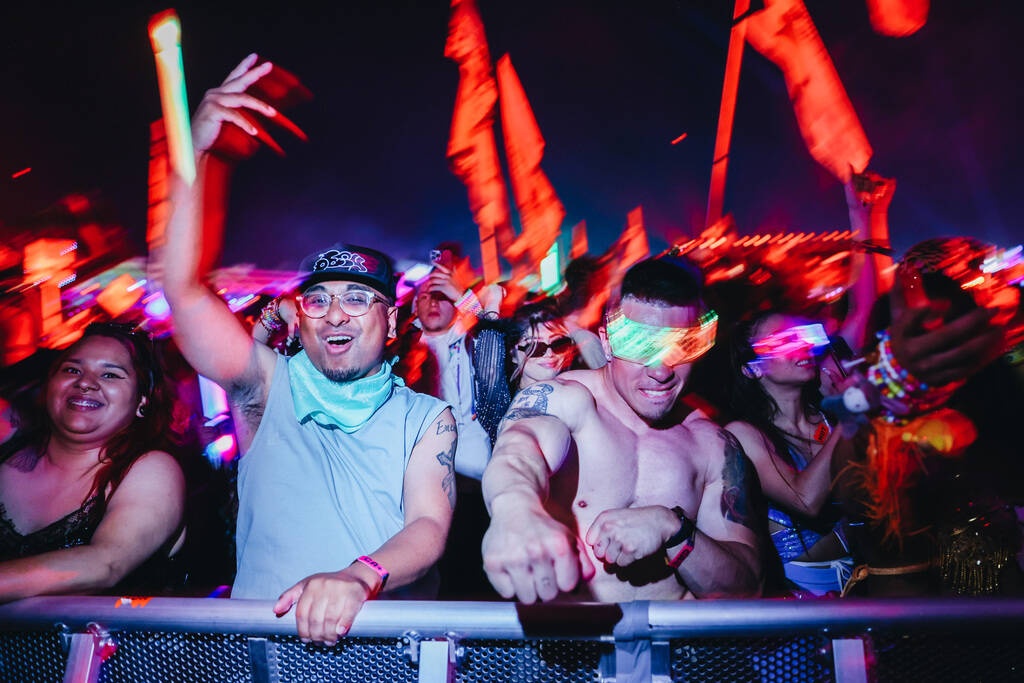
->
[[436, 438, 456, 510], [718, 429, 758, 532], [503, 383, 554, 423]]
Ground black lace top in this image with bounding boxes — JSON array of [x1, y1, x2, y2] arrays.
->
[[0, 495, 102, 562]]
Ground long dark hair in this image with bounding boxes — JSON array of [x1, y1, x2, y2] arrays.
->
[[729, 311, 823, 468], [509, 298, 569, 387], [44, 323, 172, 509]]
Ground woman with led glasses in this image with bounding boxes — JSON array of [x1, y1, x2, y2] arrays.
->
[[726, 312, 853, 597]]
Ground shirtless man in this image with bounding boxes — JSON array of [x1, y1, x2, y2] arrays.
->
[[482, 257, 762, 602]]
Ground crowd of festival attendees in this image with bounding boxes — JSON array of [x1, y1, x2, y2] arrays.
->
[[1, 53, 1022, 646]]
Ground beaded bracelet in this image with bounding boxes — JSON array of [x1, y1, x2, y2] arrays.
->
[[455, 289, 484, 317], [866, 330, 960, 420], [259, 298, 285, 333]]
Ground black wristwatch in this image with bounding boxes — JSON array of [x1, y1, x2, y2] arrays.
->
[[665, 506, 696, 548]]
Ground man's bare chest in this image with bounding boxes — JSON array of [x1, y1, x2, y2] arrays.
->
[[569, 413, 704, 513]]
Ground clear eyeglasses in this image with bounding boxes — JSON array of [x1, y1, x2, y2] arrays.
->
[[298, 290, 389, 318]]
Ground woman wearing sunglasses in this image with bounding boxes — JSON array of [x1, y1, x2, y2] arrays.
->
[[0, 323, 185, 601], [725, 311, 853, 597], [472, 299, 578, 447]]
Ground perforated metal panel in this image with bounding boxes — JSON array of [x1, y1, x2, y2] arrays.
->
[[670, 636, 833, 683], [0, 631, 66, 683], [272, 635, 418, 682], [98, 631, 251, 683], [458, 639, 610, 682], [869, 632, 1024, 683]]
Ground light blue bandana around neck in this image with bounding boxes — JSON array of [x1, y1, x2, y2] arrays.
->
[[288, 351, 404, 432]]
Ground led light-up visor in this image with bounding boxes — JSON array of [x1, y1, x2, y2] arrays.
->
[[605, 309, 718, 367], [751, 323, 830, 360]]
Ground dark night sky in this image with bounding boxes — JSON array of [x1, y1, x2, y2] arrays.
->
[[2, 1, 1021, 272]]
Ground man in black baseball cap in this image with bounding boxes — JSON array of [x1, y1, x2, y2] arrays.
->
[[294, 243, 398, 384], [161, 56, 456, 648], [297, 243, 396, 298]]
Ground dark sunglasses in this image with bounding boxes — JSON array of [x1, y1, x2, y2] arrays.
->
[[516, 336, 574, 359]]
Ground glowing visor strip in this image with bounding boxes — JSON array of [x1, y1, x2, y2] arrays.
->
[[606, 309, 718, 367], [752, 323, 829, 359]]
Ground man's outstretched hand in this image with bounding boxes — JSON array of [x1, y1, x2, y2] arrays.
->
[[482, 496, 595, 604]]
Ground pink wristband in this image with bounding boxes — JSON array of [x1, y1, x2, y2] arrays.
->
[[355, 555, 389, 594]]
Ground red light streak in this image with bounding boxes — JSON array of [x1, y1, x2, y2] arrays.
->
[[670, 132, 688, 145], [11, 167, 31, 179]]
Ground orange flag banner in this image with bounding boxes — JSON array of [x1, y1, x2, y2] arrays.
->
[[617, 206, 650, 270], [594, 206, 650, 300], [570, 221, 589, 260], [445, 0, 512, 283], [496, 54, 566, 271], [867, 0, 929, 37], [746, 0, 872, 181]]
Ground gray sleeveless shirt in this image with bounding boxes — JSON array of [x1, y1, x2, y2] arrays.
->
[[232, 354, 449, 599]]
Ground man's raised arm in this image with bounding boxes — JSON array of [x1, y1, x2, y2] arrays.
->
[[481, 381, 595, 603], [161, 56, 280, 399]]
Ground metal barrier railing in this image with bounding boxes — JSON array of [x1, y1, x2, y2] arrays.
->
[[1, 597, 1023, 683]]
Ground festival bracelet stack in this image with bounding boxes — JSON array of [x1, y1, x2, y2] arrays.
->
[[866, 330, 954, 419], [259, 298, 285, 333], [866, 331, 927, 401], [455, 289, 484, 317]]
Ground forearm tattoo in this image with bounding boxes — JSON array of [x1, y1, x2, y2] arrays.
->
[[718, 429, 758, 532], [436, 438, 456, 509]]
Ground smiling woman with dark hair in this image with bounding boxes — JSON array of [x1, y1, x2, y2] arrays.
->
[[0, 323, 186, 601]]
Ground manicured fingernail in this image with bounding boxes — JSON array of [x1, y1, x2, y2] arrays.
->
[[301, 638, 310, 643]]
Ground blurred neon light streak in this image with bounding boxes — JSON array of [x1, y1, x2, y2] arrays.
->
[[11, 167, 31, 179], [539, 242, 560, 292], [148, 11, 195, 185], [198, 374, 229, 419], [705, 0, 750, 228]]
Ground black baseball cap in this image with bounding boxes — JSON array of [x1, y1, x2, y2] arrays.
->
[[297, 243, 396, 299]]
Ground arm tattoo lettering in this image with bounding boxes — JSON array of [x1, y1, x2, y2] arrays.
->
[[503, 383, 554, 422], [436, 420, 457, 435], [718, 429, 758, 532], [436, 439, 456, 509]]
